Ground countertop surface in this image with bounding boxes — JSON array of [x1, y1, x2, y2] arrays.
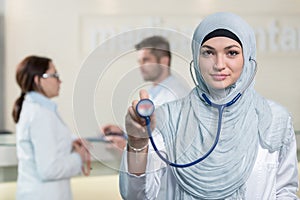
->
[[0, 134, 123, 167]]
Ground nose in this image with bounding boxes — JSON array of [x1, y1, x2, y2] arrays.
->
[[213, 55, 225, 71]]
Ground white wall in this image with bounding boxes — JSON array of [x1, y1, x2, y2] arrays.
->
[[4, 0, 300, 138], [0, 0, 5, 130], [0, 0, 4, 14]]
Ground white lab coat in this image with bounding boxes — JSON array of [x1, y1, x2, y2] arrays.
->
[[16, 92, 82, 200]]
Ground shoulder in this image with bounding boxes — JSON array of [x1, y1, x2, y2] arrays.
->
[[164, 75, 191, 96], [156, 92, 193, 119], [22, 98, 57, 122], [267, 99, 293, 140], [158, 91, 192, 108], [261, 99, 294, 152], [266, 99, 291, 119]]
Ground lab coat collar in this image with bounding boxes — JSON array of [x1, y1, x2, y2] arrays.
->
[[26, 91, 57, 112]]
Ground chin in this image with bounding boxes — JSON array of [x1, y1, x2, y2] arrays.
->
[[209, 82, 230, 90], [52, 93, 59, 98]]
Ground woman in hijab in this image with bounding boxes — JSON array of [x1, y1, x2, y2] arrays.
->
[[119, 12, 299, 199], [12, 55, 90, 200]]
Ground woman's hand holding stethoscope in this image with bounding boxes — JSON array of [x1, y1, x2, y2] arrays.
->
[[126, 89, 156, 150]]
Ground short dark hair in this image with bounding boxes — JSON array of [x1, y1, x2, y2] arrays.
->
[[135, 36, 171, 66]]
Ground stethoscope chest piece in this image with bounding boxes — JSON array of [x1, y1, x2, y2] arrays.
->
[[136, 99, 155, 119]]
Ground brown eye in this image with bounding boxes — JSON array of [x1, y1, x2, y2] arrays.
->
[[200, 49, 214, 57], [227, 50, 240, 57]]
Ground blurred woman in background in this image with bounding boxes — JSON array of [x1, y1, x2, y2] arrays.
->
[[12, 55, 90, 200]]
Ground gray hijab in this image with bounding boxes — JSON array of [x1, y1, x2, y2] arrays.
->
[[156, 12, 291, 199], [192, 12, 256, 102]]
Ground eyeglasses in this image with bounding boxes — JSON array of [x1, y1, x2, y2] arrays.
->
[[41, 73, 60, 80]]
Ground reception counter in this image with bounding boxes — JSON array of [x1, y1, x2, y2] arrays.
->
[[0, 134, 123, 182], [1, 165, 300, 199], [1, 132, 300, 199], [0, 134, 123, 199], [0, 174, 122, 200]]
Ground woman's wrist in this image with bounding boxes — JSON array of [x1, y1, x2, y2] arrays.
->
[[127, 136, 149, 152], [128, 142, 148, 152]]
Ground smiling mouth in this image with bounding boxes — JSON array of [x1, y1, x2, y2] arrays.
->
[[211, 74, 228, 81]]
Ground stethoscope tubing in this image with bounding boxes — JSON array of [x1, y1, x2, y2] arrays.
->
[[144, 92, 240, 168]]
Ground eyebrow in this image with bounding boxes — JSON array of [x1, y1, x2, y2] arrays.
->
[[201, 44, 241, 50]]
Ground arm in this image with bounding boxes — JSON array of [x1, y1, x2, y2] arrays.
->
[[119, 145, 149, 200], [31, 109, 82, 181], [276, 127, 299, 199], [120, 129, 167, 200], [119, 90, 166, 199], [125, 89, 154, 175]]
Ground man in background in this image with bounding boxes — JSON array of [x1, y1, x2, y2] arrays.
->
[[102, 35, 190, 150]]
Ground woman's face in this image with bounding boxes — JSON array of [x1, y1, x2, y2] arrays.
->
[[39, 62, 61, 98], [199, 37, 244, 90]]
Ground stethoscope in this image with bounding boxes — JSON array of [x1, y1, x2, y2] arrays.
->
[[136, 58, 257, 168]]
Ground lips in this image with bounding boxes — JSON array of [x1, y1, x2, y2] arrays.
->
[[211, 74, 228, 81]]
